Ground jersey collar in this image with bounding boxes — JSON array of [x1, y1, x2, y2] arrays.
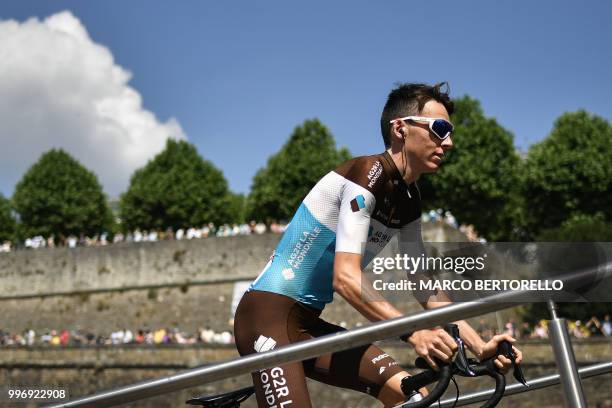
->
[[382, 151, 421, 199], [381, 150, 406, 186]]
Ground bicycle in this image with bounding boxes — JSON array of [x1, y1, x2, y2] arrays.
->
[[186, 324, 528, 408]]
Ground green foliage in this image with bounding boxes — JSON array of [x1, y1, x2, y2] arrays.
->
[[418, 96, 522, 241], [537, 213, 612, 242], [521, 111, 612, 238], [12, 149, 112, 239], [520, 213, 612, 323], [0, 194, 16, 242], [120, 139, 235, 230], [223, 192, 247, 224], [247, 119, 351, 222]]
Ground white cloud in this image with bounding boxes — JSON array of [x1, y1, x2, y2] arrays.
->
[[0, 11, 186, 197]]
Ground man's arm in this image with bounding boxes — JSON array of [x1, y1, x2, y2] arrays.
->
[[397, 219, 522, 370], [333, 251, 458, 369], [333, 251, 403, 321]]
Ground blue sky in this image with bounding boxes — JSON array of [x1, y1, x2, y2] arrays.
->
[[1, 0, 610, 196]]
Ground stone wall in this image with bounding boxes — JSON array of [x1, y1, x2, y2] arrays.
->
[[1, 226, 612, 407], [2, 341, 611, 407], [0, 234, 280, 299], [0, 223, 466, 298], [0, 224, 473, 333]]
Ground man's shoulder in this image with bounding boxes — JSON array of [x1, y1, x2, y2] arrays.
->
[[333, 153, 388, 193]]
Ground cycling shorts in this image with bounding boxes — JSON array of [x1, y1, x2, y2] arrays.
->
[[234, 290, 406, 407]]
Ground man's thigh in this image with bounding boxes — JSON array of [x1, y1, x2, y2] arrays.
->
[[301, 320, 406, 398], [251, 363, 312, 408], [234, 291, 314, 408]]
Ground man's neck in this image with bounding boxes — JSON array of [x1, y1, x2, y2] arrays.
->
[[386, 148, 419, 184]]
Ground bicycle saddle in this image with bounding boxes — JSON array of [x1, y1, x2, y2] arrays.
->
[[186, 386, 255, 407]]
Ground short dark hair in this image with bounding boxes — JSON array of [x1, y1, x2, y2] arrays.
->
[[380, 82, 454, 148]]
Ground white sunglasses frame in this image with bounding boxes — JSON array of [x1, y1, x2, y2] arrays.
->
[[389, 116, 454, 140]]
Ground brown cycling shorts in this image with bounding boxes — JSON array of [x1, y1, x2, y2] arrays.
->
[[233, 290, 406, 408]]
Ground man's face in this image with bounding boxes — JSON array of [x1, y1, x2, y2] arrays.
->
[[403, 100, 453, 173]]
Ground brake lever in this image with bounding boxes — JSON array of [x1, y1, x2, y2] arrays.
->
[[498, 340, 528, 387], [444, 323, 475, 376]]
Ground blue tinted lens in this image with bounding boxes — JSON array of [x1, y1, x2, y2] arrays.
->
[[432, 119, 453, 139]]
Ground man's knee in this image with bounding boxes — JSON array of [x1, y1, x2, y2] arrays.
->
[[377, 371, 409, 407]]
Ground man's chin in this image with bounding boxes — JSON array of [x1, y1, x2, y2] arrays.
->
[[424, 163, 441, 173]]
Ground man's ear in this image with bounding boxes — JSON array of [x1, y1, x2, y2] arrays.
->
[[391, 121, 405, 140]]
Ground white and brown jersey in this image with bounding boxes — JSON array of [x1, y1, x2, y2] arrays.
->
[[250, 151, 426, 310]]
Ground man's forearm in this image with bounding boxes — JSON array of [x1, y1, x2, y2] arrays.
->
[[335, 272, 403, 322], [455, 320, 487, 358]]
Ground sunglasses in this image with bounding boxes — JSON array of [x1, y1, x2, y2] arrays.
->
[[390, 116, 454, 140]]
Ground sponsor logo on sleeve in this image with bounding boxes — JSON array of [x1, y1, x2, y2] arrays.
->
[[254, 335, 277, 353], [350, 195, 366, 212], [282, 268, 295, 280]]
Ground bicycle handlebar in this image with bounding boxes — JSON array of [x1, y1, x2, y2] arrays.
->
[[469, 358, 506, 408], [401, 358, 453, 408], [398, 324, 527, 408]]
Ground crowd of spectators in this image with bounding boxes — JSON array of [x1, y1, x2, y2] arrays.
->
[[476, 315, 612, 340], [1, 209, 472, 253], [3, 315, 610, 348], [421, 209, 485, 243], [0, 326, 234, 347], [0, 221, 287, 253]]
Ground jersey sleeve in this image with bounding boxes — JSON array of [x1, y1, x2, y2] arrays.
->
[[335, 181, 376, 255]]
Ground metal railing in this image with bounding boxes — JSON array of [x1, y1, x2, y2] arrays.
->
[[434, 360, 612, 407], [45, 262, 612, 408]]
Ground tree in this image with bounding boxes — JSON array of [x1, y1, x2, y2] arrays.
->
[[521, 110, 612, 237], [418, 96, 522, 241], [12, 149, 112, 239], [224, 192, 247, 225], [519, 213, 612, 322], [0, 194, 16, 242], [120, 139, 234, 230], [247, 119, 351, 222]]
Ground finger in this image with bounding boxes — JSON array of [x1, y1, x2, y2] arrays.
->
[[493, 334, 516, 344], [439, 331, 459, 352], [425, 355, 439, 371], [513, 346, 523, 364], [433, 339, 454, 359], [431, 347, 453, 363], [495, 357, 510, 374], [498, 355, 512, 366]]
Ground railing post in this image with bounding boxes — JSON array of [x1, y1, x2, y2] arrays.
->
[[547, 299, 587, 408]]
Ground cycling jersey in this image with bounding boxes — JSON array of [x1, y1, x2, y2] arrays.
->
[[249, 151, 426, 309]]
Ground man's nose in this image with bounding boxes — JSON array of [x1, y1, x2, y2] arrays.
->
[[441, 135, 453, 150]]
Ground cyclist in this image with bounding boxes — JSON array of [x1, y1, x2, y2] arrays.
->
[[234, 82, 523, 408]]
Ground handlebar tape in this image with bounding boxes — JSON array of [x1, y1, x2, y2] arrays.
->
[[401, 362, 453, 408], [471, 359, 506, 408]]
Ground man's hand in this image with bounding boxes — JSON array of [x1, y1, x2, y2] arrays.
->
[[408, 328, 458, 370], [478, 334, 523, 373]]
